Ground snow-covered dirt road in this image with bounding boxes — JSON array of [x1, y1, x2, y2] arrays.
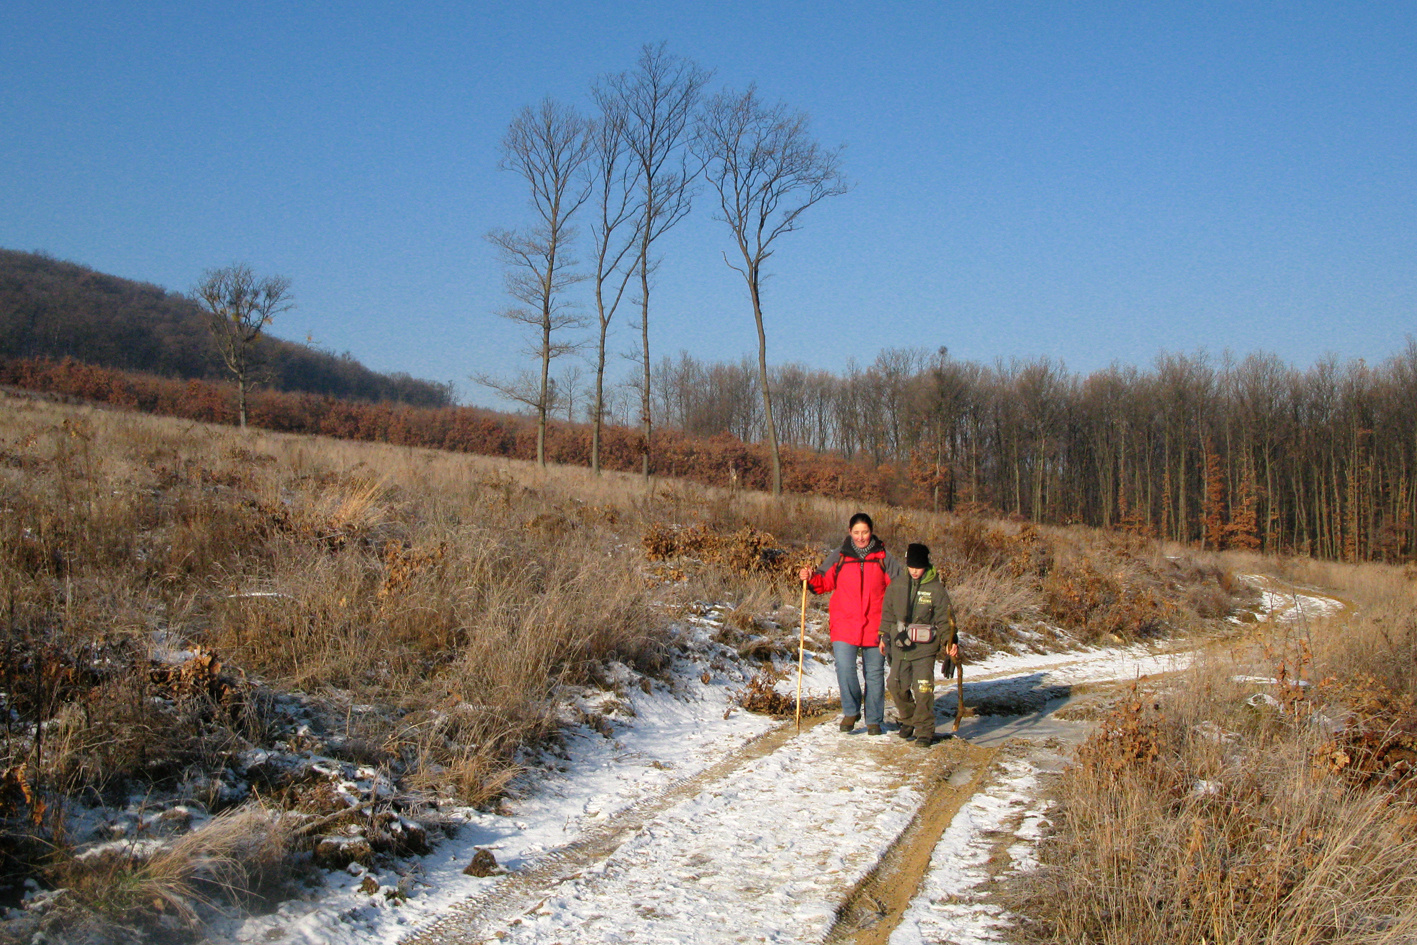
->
[[226, 576, 1344, 945]]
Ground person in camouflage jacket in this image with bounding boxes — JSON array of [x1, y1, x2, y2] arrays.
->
[[878, 543, 957, 747]]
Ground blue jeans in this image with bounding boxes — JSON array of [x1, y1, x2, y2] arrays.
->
[[832, 641, 885, 727]]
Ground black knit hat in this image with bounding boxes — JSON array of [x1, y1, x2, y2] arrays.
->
[[905, 543, 930, 569]]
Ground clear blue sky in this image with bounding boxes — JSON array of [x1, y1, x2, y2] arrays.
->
[[4, 1, 1413, 406]]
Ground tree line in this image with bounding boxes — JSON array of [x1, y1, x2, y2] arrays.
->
[[0, 249, 454, 409], [0, 356, 901, 504], [7, 343, 1415, 563], [641, 344, 1417, 562]]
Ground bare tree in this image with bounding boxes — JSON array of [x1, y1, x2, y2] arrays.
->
[[585, 87, 644, 473], [598, 42, 711, 482], [478, 97, 593, 467], [194, 264, 293, 429], [694, 84, 849, 494], [556, 361, 587, 421]]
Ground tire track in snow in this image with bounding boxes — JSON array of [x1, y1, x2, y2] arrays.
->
[[824, 741, 1000, 944], [399, 713, 835, 945]]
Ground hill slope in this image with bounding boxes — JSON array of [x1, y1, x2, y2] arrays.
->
[[0, 248, 452, 406]]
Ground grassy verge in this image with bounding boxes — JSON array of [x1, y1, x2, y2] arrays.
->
[[1013, 559, 1417, 943]]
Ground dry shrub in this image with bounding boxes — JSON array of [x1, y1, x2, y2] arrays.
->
[[1315, 674, 1417, 795], [934, 516, 1051, 578], [1015, 637, 1417, 944], [946, 563, 1045, 646], [0, 630, 252, 817], [1297, 564, 1417, 796], [400, 700, 532, 805], [730, 663, 831, 719], [642, 521, 789, 575], [1042, 556, 1175, 641], [928, 515, 1243, 646], [1293, 557, 1417, 696]]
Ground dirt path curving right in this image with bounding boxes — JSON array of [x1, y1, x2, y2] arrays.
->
[[398, 580, 1351, 945]]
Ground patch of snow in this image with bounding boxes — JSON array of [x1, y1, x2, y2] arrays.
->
[[1193, 720, 1238, 743], [889, 757, 1048, 945], [148, 629, 196, 664], [222, 657, 792, 944]]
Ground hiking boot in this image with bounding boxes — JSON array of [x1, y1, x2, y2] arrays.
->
[[866, 724, 882, 736], [897, 726, 914, 740], [838, 715, 857, 733], [916, 735, 933, 748]]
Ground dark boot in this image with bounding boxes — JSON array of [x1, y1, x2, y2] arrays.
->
[[839, 715, 857, 732], [897, 725, 914, 740], [866, 724, 881, 736], [916, 735, 933, 748]]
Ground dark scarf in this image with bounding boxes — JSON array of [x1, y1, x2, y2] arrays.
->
[[840, 535, 882, 560]]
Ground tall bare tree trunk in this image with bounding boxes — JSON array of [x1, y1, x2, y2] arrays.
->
[[749, 273, 782, 495], [639, 253, 653, 482]]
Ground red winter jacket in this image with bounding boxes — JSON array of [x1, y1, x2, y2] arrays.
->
[[807, 537, 901, 647]]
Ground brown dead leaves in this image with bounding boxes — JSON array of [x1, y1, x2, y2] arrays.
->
[[642, 522, 789, 575]]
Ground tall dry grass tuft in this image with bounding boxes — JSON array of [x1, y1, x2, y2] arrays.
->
[[49, 802, 296, 930], [1014, 562, 1417, 945]]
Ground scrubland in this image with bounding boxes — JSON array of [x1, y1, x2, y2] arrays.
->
[[1, 389, 1254, 941], [1013, 554, 1417, 943]]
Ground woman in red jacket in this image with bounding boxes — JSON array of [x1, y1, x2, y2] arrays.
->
[[798, 512, 902, 734]]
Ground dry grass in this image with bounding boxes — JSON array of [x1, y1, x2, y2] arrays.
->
[[1013, 557, 1417, 944], [50, 802, 296, 932], [0, 393, 680, 928]]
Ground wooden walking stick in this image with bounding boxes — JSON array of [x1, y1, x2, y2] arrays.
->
[[953, 657, 965, 733], [796, 578, 808, 733]]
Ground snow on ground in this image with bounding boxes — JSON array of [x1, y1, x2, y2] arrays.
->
[[889, 757, 1050, 945], [1237, 574, 1345, 625], [446, 719, 927, 944], [223, 633, 844, 944], [220, 587, 1347, 945], [968, 641, 1189, 687]]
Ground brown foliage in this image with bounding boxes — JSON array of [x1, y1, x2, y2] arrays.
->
[[729, 663, 831, 719], [1074, 684, 1163, 777], [642, 522, 789, 575], [1042, 558, 1175, 641], [1315, 674, 1417, 795]]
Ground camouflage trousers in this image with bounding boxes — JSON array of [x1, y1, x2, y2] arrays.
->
[[887, 655, 936, 735]]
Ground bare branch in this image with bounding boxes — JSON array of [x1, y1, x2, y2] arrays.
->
[[595, 42, 712, 479], [484, 97, 593, 466]]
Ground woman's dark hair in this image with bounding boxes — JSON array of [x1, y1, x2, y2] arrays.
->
[[848, 512, 874, 532]]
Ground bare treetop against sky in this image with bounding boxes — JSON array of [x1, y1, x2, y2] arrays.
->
[[4, 2, 1413, 406]]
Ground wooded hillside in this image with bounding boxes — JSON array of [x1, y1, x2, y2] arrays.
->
[[0, 249, 452, 407]]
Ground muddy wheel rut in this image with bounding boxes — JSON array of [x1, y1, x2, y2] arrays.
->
[[403, 712, 1014, 945], [824, 740, 1000, 944]]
